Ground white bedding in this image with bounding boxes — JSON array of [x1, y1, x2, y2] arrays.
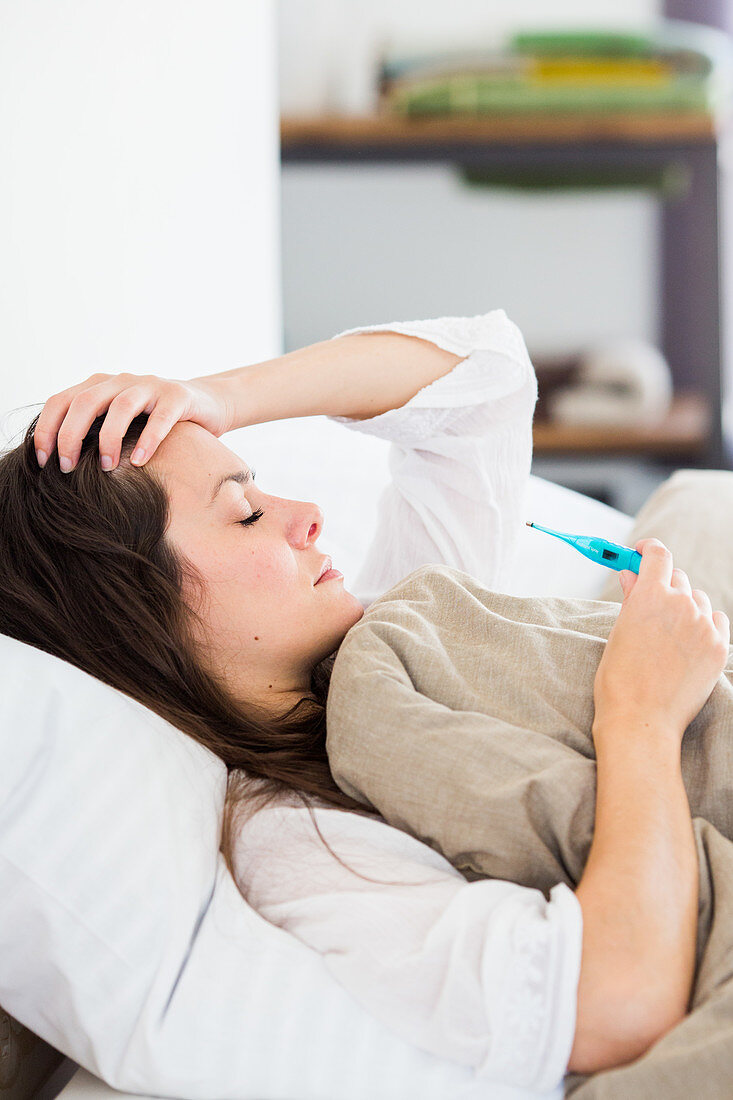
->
[[55, 412, 633, 1100]]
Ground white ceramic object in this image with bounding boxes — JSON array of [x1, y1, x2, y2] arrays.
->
[[548, 339, 674, 427]]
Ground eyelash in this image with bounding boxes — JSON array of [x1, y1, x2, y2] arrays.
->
[[239, 508, 264, 528]]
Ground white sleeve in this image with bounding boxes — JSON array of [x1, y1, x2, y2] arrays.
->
[[233, 803, 582, 1094], [326, 311, 538, 606]]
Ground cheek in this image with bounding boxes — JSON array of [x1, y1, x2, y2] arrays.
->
[[227, 539, 298, 593], [175, 526, 299, 595]]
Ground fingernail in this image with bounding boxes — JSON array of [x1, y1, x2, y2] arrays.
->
[[59, 456, 72, 473], [131, 447, 145, 465], [37, 449, 47, 468], [100, 454, 113, 471]]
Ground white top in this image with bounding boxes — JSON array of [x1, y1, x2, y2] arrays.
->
[[330, 310, 539, 607], [232, 311, 584, 1095]]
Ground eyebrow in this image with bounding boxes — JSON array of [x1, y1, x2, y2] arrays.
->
[[208, 467, 255, 505]]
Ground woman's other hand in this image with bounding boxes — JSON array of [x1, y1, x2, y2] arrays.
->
[[33, 373, 232, 471], [593, 537, 730, 742]]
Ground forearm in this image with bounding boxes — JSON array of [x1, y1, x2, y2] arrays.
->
[[193, 332, 463, 429], [569, 724, 698, 1073]]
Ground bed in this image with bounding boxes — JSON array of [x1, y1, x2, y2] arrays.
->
[[1, 411, 641, 1100]]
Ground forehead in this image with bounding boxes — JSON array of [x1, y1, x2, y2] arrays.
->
[[147, 422, 246, 507]]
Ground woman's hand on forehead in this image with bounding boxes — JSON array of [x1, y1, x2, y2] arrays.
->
[[34, 373, 232, 473]]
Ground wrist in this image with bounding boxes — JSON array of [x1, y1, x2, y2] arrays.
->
[[592, 713, 684, 759], [190, 367, 262, 433]]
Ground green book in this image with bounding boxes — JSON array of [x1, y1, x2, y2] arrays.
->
[[379, 21, 732, 117], [385, 74, 710, 115], [510, 29, 658, 57]]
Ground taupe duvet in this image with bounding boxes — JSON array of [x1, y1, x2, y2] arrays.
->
[[326, 562, 733, 1099]]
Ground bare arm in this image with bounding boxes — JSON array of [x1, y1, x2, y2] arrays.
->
[[568, 723, 698, 1073], [567, 538, 729, 1074], [34, 331, 464, 469], [198, 331, 463, 428]]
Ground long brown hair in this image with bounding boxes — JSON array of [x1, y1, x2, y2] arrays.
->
[[0, 411, 380, 879]]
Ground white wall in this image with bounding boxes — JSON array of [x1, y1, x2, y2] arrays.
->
[[281, 164, 659, 356], [278, 0, 665, 360], [0, 0, 281, 435]]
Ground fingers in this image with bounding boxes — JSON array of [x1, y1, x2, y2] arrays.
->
[[636, 540, 726, 632], [690, 587, 711, 614], [624, 537, 729, 670], [634, 537, 674, 587], [713, 610, 731, 649], [117, 399, 188, 468], [683, 583, 729, 653], [97, 385, 188, 469], [96, 388, 152, 469], [34, 376, 188, 472], [670, 567, 692, 595], [62, 382, 156, 471], [640, 543, 720, 621], [618, 569, 636, 598], [33, 374, 113, 467]]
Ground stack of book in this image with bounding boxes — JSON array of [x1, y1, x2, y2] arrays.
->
[[378, 21, 733, 117]]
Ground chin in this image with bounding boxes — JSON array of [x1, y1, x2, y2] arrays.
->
[[320, 605, 364, 665], [334, 594, 365, 641], [344, 590, 365, 622]]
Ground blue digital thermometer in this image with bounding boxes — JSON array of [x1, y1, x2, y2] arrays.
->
[[526, 521, 642, 575]]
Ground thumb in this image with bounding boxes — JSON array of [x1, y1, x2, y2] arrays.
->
[[619, 569, 636, 598]]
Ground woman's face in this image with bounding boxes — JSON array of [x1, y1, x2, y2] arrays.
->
[[148, 422, 365, 714]]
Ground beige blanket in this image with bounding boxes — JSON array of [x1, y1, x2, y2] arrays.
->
[[326, 561, 733, 1098]]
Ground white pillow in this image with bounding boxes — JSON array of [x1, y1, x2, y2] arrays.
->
[[0, 632, 562, 1100], [0, 631, 223, 1079]]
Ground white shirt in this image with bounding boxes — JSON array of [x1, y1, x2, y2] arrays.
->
[[330, 310, 539, 608], [232, 311, 583, 1096]]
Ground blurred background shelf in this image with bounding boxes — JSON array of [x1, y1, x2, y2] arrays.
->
[[281, 107, 731, 502], [281, 109, 720, 148], [532, 391, 709, 455]]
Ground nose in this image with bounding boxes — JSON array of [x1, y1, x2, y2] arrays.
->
[[305, 502, 324, 545], [288, 498, 324, 549], [266, 490, 324, 548]]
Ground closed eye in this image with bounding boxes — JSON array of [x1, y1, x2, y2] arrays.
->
[[239, 508, 264, 527]]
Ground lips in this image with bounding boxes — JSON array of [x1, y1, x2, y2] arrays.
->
[[315, 556, 332, 584]]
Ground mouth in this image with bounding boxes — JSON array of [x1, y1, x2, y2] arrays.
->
[[314, 556, 332, 585], [314, 556, 344, 585]]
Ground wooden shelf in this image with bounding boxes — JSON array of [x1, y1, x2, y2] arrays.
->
[[281, 109, 721, 150], [279, 109, 730, 470], [532, 392, 710, 455]]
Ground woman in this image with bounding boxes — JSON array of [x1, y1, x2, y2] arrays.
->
[[2, 311, 728, 1094]]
